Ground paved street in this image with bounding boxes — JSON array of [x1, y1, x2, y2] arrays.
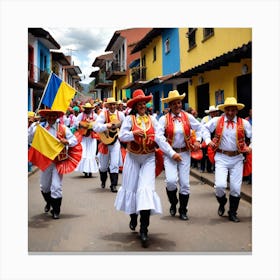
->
[[28, 169, 252, 254]]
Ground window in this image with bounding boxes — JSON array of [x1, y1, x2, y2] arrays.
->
[[153, 46, 156, 62], [202, 28, 214, 41], [165, 38, 170, 53], [187, 28, 197, 51]]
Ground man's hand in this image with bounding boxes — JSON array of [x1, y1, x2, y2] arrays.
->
[[208, 140, 217, 149], [172, 153, 182, 162], [190, 141, 201, 151], [60, 138, 69, 145]]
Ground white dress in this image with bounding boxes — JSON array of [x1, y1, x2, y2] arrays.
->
[[114, 114, 174, 215], [74, 112, 98, 174]]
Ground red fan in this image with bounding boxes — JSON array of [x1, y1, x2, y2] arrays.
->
[[55, 143, 83, 174], [191, 149, 203, 160], [243, 152, 252, 177], [74, 131, 83, 144], [155, 148, 164, 177]]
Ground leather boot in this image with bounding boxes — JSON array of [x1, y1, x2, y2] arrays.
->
[[179, 193, 189, 220], [129, 213, 138, 231], [109, 173, 118, 193], [41, 191, 51, 213], [50, 197, 62, 219], [99, 171, 107, 188], [228, 195, 240, 222], [140, 210, 150, 248], [166, 188, 178, 216], [216, 194, 227, 216]]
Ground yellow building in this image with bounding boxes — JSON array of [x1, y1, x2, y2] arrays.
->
[[178, 28, 252, 118]]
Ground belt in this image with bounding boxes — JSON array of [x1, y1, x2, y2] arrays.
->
[[173, 147, 188, 153], [216, 149, 240, 157]]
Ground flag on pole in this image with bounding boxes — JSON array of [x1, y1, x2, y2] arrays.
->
[[28, 125, 65, 171], [41, 73, 76, 113]]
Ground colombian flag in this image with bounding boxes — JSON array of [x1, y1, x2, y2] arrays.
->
[[28, 125, 65, 171], [42, 73, 76, 113]]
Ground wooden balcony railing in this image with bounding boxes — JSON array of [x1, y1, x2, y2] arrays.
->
[[131, 66, 146, 82], [28, 62, 50, 85]]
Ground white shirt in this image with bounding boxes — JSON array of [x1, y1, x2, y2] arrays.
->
[[203, 116, 252, 150]]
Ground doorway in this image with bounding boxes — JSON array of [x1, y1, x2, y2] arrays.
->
[[196, 83, 210, 119], [237, 73, 252, 118]]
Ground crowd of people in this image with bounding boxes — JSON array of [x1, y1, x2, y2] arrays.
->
[[28, 90, 252, 248]]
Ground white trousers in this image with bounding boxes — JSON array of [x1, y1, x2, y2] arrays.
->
[[163, 151, 191, 195], [97, 140, 122, 173], [40, 163, 63, 198], [214, 153, 244, 197], [114, 152, 162, 215]]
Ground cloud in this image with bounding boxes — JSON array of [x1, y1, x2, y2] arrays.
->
[[45, 27, 118, 83]]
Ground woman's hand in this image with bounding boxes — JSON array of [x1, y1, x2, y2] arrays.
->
[[133, 129, 145, 137]]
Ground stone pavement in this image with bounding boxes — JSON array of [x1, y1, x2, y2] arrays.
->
[[29, 165, 252, 204], [190, 167, 252, 203]]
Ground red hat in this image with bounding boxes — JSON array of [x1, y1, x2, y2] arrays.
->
[[38, 109, 64, 118], [127, 89, 152, 108]]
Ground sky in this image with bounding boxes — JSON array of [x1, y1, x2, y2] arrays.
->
[[45, 27, 123, 84]]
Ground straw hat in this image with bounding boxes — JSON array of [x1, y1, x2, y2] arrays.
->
[[28, 111, 35, 118], [161, 90, 185, 103], [82, 102, 95, 109], [104, 97, 117, 104], [217, 97, 245, 111], [205, 105, 219, 114], [38, 109, 64, 118], [126, 89, 152, 108]]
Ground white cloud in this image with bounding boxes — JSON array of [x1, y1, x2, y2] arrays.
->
[[45, 27, 119, 84]]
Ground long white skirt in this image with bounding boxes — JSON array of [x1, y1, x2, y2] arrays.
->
[[75, 136, 98, 173], [114, 151, 162, 215]]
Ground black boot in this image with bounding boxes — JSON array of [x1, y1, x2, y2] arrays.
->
[[50, 197, 62, 219], [228, 195, 240, 222], [166, 188, 178, 216], [109, 173, 118, 193], [129, 213, 138, 231], [179, 193, 189, 220], [140, 210, 150, 248], [99, 171, 107, 188], [216, 194, 227, 216], [41, 191, 51, 213]]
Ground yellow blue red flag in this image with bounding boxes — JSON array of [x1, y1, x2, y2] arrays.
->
[[42, 73, 76, 113], [28, 125, 65, 171]]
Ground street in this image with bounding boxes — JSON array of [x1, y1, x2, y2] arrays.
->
[[28, 168, 252, 254]]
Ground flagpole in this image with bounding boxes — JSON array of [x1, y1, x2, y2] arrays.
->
[[35, 71, 53, 114]]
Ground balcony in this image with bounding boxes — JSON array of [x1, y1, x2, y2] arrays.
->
[[95, 74, 113, 89], [106, 61, 127, 80], [28, 62, 50, 89], [131, 66, 146, 82]]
